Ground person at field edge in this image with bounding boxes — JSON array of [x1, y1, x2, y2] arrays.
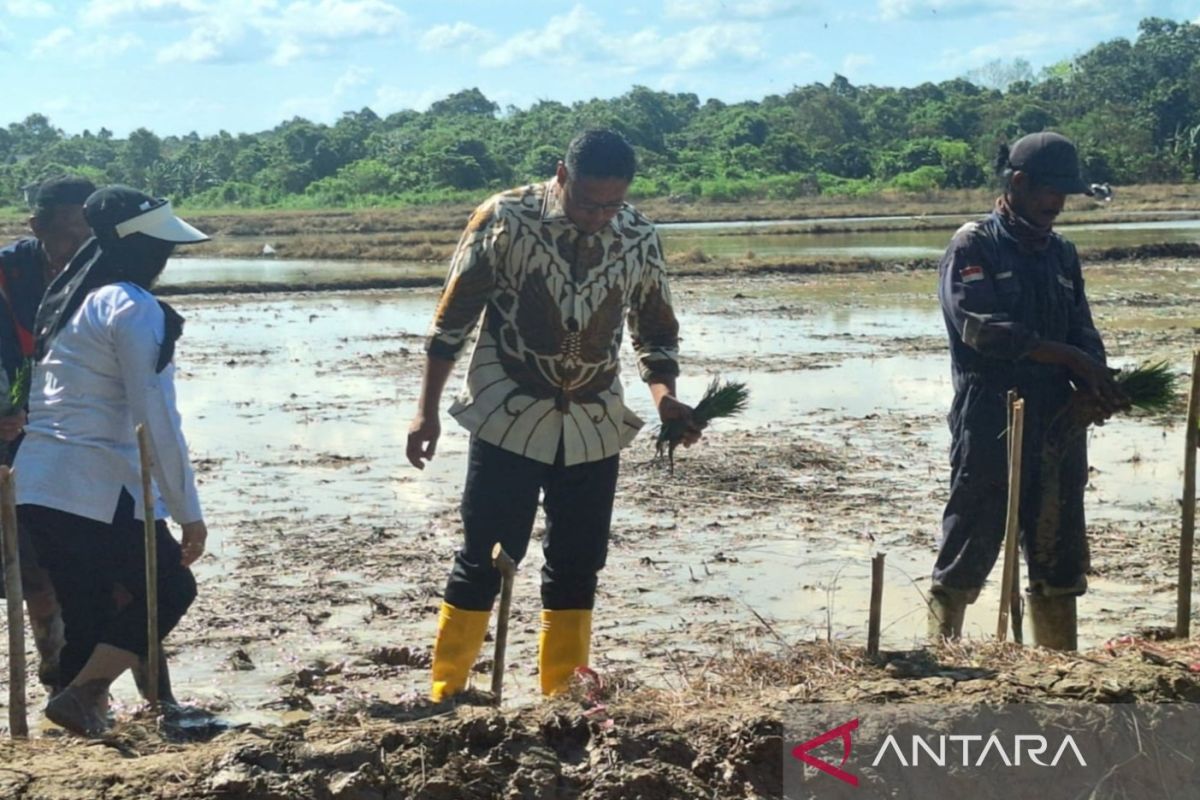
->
[[16, 185, 210, 735], [407, 129, 702, 700], [930, 131, 1128, 650], [0, 176, 95, 691]]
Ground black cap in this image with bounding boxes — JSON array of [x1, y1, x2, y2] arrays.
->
[[1007, 132, 1092, 195], [84, 185, 209, 243], [32, 176, 96, 213]]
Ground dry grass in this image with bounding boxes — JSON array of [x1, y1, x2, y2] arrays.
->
[[605, 632, 1200, 726]]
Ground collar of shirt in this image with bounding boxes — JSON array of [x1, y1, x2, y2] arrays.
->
[[540, 179, 622, 235]]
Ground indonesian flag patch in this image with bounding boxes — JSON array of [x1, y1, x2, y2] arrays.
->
[[960, 265, 985, 283]]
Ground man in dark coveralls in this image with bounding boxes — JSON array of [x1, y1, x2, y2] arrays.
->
[[0, 176, 95, 689], [929, 132, 1127, 650]]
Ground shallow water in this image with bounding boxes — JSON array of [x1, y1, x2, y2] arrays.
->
[[657, 210, 1200, 232], [664, 218, 1200, 260], [159, 216, 1200, 287]]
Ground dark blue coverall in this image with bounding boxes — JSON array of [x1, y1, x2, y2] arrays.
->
[[0, 238, 46, 392], [0, 238, 50, 600], [932, 212, 1106, 601]]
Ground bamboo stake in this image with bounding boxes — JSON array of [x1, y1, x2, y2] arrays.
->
[[866, 553, 885, 658], [998, 397, 1025, 641], [1007, 390, 1024, 645], [1010, 559, 1024, 644], [1, 467, 27, 738], [1176, 349, 1200, 639], [136, 425, 160, 708]]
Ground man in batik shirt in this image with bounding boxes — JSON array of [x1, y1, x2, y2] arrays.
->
[[408, 129, 701, 700]]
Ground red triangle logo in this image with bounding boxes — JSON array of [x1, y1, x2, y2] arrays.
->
[[791, 718, 860, 787]]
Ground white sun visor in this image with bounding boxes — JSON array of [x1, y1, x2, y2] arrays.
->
[[113, 200, 210, 243]]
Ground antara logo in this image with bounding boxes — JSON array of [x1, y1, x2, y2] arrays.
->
[[792, 719, 860, 787], [872, 733, 1087, 768], [792, 718, 1089, 786]]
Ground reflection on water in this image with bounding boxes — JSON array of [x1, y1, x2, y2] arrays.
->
[[159, 257, 437, 288]]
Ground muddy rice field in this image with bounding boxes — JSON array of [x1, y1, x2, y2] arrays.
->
[[0, 230, 1199, 798]]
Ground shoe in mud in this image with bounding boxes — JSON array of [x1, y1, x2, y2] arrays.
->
[[44, 683, 111, 737]]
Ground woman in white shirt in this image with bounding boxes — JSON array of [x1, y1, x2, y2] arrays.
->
[[15, 185, 209, 736]]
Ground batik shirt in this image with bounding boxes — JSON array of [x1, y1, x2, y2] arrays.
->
[[426, 180, 680, 466]]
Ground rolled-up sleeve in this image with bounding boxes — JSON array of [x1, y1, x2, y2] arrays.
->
[[627, 230, 680, 382], [938, 233, 1039, 361], [425, 200, 506, 361], [111, 297, 203, 525]]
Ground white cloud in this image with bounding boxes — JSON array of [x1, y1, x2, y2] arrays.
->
[[334, 64, 373, 94], [6, 0, 55, 17], [480, 5, 604, 69], [372, 85, 441, 114], [83, 0, 408, 66], [481, 6, 764, 72], [279, 64, 376, 120], [778, 51, 819, 70], [841, 53, 874, 76], [668, 24, 765, 69], [940, 30, 1077, 72], [31, 26, 73, 57], [665, 0, 817, 19], [33, 26, 142, 60], [155, 13, 264, 64], [270, 39, 313, 65], [420, 21, 492, 52], [272, 0, 407, 43], [82, 0, 205, 27]]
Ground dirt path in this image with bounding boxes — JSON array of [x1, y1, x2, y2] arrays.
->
[[2, 639, 1199, 798]]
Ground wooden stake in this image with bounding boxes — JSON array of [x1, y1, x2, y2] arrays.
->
[[491, 543, 517, 705], [866, 553, 885, 658], [1006, 390, 1024, 645], [1, 467, 27, 738], [1010, 559, 1024, 644], [998, 396, 1025, 642], [1176, 349, 1200, 639], [136, 425, 160, 709]]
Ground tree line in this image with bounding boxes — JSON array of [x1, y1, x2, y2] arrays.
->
[[2, 17, 1198, 211]]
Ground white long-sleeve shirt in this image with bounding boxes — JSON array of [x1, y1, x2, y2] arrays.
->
[[15, 282, 203, 525]]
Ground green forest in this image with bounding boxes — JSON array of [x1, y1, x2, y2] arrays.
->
[[3, 17, 1199, 211]]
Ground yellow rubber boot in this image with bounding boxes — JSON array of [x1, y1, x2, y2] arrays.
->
[[430, 602, 491, 702], [539, 609, 592, 696]]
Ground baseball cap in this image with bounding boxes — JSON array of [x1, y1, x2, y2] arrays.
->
[[84, 185, 209, 244], [1007, 132, 1092, 196]]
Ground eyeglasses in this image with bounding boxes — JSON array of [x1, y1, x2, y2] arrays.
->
[[573, 198, 624, 213], [565, 182, 625, 213]]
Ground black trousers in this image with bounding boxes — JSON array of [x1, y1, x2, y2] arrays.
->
[[443, 437, 619, 612], [19, 491, 197, 686]]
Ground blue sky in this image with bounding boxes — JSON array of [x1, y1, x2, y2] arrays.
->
[[1, 0, 1197, 136]]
